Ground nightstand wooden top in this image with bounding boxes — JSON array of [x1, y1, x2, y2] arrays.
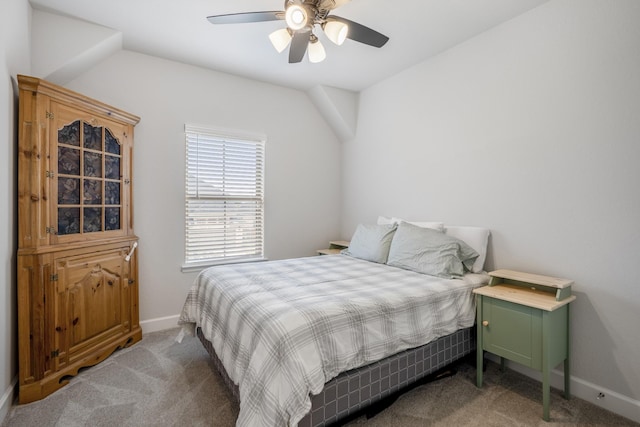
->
[[474, 284, 576, 311], [489, 269, 573, 289], [317, 240, 350, 256]]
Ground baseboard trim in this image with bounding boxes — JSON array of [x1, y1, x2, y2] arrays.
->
[[486, 354, 640, 424], [139, 314, 180, 334], [1, 377, 17, 426]]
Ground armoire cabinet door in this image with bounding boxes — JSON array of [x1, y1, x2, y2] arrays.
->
[[54, 246, 131, 366], [51, 101, 132, 243]]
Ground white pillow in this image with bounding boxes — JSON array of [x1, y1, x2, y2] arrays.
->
[[444, 226, 490, 273], [377, 216, 444, 232]]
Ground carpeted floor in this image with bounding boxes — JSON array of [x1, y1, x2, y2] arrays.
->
[[3, 328, 637, 427]]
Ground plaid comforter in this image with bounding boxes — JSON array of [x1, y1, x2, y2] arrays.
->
[[179, 255, 487, 427]]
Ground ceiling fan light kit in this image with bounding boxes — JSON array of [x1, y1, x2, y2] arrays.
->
[[323, 20, 348, 45], [207, 0, 389, 64], [285, 4, 309, 30], [308, 36, 326, 63], [269, 28, 293, 53]]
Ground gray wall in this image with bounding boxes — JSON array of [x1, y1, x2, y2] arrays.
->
[[1, 0, 31, 419], [343, 0, 640, 409]]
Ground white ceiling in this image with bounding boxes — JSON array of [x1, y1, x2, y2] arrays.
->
[[30, 0, 549, 92]]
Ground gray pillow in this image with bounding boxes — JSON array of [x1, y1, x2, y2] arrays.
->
[[342, 223, 398, 264], [387, 222, 479, 278]]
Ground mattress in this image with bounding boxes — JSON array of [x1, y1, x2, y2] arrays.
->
[[179, 254, 488, 427]]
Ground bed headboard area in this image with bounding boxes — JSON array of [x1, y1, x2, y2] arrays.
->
[[340, 215, 491, 277]]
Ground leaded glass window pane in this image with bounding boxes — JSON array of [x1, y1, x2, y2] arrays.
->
[[83, 123, 102, 150], [83, 179, 102, 205], [105, 181, 120, 205], [105, 155, 120, 180], [105, 129, 120, 155], [58, 147, 80, 175], [58, 208, 80, 235], [58, 178, 80, 204], [84, 152, 102, 177], [105, 207, 120, 231], [83, 207, 102, 232], [58, 121, 80, 146]]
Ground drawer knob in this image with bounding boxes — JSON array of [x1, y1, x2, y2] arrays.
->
[[482, 320, 489, 327]]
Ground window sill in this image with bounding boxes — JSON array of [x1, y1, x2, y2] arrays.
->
[[181, 257, 268, 273]]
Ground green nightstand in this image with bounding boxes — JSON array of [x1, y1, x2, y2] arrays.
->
[[474, 269, 576, 421]]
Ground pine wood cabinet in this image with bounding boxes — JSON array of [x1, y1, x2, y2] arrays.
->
[[17, 75, 141, 403]]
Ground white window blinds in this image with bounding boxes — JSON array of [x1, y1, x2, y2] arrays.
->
[[184, 124, 265, 267]]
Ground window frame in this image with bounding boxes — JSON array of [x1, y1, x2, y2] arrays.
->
[[181, 124, 266, 272]]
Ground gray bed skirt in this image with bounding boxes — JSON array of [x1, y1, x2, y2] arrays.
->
[[197, 327, 475, 426]]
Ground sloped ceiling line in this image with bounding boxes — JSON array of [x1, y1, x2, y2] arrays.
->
[[31, 9, 122, 85], [307, 85, 359, 142]]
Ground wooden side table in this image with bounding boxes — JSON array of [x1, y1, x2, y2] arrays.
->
[[317, 240, 350, 255], [474, 269, 576, 421]]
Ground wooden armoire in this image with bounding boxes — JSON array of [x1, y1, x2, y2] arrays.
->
[[16, 75, 142, 403]]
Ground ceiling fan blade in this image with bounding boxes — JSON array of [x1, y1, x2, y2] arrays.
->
[[329, 16, 389, 48], [207, 11, 284, 25], [289, 29, 311, 63]]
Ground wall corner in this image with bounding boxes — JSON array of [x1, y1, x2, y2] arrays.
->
[[307, 85, 359, 143]]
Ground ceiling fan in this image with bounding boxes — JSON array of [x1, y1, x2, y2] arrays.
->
[[207, 0, 389, 64]]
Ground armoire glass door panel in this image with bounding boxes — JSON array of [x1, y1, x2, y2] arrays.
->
[[58, 146, 81, 176], [58, 208, 81, 235], [105, 155, 120, 180], [83, 207, 102, 232], [83, 179, 102, 205], [58, 120, 80, 146], [58, 178, 80, 205], [105, 207, 121, 231], [83, 123, 103, 150], [53, 103, 127, 240], [105, 129, 121, 155], [83, 152, 102, 177], [105, 181, 120, 205]]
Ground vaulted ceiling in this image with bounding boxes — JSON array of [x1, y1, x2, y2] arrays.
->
[[30, 0, 549, 92]]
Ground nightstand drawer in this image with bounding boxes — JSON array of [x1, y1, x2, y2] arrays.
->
[[481, 297, 542, 369]]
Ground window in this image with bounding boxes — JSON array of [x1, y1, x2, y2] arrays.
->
[[183, 124, 265, 269]]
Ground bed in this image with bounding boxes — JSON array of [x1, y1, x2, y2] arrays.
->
[[179, 220, 490, 427]]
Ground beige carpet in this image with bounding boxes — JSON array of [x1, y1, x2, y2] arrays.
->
[[3, 328, 637, 427]]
